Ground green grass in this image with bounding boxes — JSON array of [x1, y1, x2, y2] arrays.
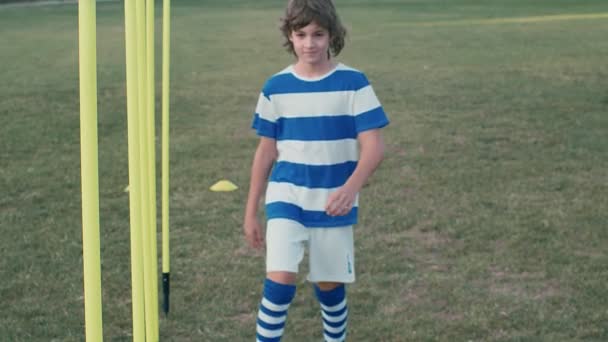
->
[[1, 0, 608, 340]]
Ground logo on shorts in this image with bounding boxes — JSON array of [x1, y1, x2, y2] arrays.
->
[[346, 254, 352, 274]]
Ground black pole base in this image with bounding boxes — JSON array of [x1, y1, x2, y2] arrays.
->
[[162, 272, 170, 315]]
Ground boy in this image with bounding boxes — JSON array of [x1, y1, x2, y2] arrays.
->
[[243, 0, 388, 340]]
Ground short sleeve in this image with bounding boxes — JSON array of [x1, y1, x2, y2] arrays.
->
[[352, 76, 389, 133], [251, 91, 278, 138]]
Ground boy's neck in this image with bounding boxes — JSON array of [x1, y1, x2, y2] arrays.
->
[[293, 59, 337, 79]]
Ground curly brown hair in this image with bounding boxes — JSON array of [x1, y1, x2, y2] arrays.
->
[[279, 0, 347, 58]]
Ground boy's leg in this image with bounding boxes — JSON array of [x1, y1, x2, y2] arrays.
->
[[256, 277, 296, 342], [256, 219, 307, 341], [314, 283, 348, 342], [307, 226, 354, 342]]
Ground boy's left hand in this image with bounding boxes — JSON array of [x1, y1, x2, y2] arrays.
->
[[325, 186, 357, 216]]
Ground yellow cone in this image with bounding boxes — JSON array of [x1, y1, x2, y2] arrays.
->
[[210, 179, 238, 192]]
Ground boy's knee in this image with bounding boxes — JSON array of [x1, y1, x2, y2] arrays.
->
[[315, 281, 343, 291], [267, 271, 297, 285]]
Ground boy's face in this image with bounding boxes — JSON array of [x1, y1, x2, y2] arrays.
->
[[289, 21, 331, 66]]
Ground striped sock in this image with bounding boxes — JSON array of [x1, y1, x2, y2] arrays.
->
[[314, 284, 348, 342], [256, 278, 296, 342]]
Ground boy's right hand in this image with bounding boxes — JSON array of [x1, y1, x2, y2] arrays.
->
[[243, 216, 265, 250]]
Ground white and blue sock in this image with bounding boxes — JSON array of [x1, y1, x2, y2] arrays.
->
[[256, 278, 296, 342], [314, 284, 348, 342]]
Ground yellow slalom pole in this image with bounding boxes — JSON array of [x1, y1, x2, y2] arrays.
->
[[135, 0, 156, 339], [161, 0, 171, 316], [124, 0, 146, 340], [145, 0, 159, 338], [77, 0, 103, 340]]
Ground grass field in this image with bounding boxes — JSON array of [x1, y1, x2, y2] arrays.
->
[[1, 0, 608, 341]]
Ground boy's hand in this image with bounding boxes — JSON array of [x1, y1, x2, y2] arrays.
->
[[243, 216, 265, 250], [325, 185, 357, 217]]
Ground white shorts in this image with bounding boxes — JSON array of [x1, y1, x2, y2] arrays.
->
[[266, 218, 355, 283]]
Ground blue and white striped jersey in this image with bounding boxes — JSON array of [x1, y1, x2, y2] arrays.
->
[[252, 63, 389, 227]]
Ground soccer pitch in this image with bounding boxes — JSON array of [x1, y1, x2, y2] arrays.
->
[[1, 0, 607, 340]]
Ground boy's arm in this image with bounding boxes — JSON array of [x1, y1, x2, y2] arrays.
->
[[244, 137, 277, 248], [325, 129, 386, 216]]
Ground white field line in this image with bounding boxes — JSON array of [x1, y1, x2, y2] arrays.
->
[[0, 0, 118, 10], [388, 12, 608, 27]]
